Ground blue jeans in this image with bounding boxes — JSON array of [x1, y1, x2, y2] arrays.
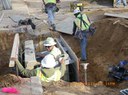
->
[[80, 31, 87, 60], [46, 4, 56, 26], [117, 0, 127, 6]]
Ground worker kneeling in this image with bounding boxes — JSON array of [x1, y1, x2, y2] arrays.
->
[[11, 55, 66, 82]]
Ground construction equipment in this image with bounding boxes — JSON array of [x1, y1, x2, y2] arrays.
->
[[108, 60, 128, 82]]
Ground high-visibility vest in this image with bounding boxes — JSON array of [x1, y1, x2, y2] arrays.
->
[[36, 69, 61, 82], [44, 0, 56, 4], [50, 46, 61, 61], [74, 14, 90, 31]]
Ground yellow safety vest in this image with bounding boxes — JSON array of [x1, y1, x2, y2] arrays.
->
[[75, 14, 90, 31], [44, 0, 56, 4], [36, 69, 61, 82]]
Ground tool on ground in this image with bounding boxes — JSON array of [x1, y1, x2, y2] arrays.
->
[[108, 60, 128, 82], [18, 19, 36, 30]]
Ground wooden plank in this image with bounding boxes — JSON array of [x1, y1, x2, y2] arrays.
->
[[31, 76, 43, 95], [104, 12, 128, 19], [56, 16, 75, 35], [9, 33, 20, 67], [25, 40, 37, 70]]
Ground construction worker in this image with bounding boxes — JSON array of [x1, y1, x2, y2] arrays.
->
[[72, 8, 91, 61], [115, 0, 127, 7], [37, 37, 62, 64], [43, 37, 61, 59], [43, 0, 59, 31], [11, 57, 66, 82]]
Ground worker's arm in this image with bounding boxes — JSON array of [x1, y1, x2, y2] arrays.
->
[[72, 21, 77, 36], [59, 58, 66, 77], [10, 57, 37, 77]]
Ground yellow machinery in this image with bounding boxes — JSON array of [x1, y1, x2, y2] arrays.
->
[[70, 1, 83, 12]]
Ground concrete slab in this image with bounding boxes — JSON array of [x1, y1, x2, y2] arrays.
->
[[11, 0, 29, 15], [104, 12, 128, 19], [0, 77, 43, 95], [31, 76, 43, 95], [24, 40, 37, 70], [56, 16, 75, 35]]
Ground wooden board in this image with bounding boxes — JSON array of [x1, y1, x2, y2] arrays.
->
[[9, 33, 20, 67], [104, 12, 128, 19], [56, 16, 75, 35]]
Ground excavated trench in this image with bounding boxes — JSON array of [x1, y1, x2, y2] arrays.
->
[[0, 17, 128, 89]]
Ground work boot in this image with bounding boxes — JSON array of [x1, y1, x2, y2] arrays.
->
[[51, 24, 56, 31]]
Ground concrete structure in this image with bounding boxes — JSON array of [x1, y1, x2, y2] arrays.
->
[[56, 16, 75, 35], [24, 40, 38, 70]]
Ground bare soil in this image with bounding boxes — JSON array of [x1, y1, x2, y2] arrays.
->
[[0, 0, 128, 95]]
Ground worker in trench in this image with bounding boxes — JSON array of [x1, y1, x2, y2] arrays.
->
[[37, 37, 69, 68], [36, 37, 62, 65], [10, 56, 66, 82], [43, 0, 60, 31], [11, 37, 68, 82], [72, 8, 91, 61]]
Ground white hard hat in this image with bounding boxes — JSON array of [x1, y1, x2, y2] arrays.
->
[[43, 37, 56, 46], [73, 8, 80, 14], [41, 54, 57, 68]]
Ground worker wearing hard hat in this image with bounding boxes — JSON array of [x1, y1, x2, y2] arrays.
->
[[37, 37, 69, 68], [37, 37, 62, 67], [43, 0, 60, 31], [11, 55, 66, 82], [72, 8, 91, 61], [43, 37, 61, 60]]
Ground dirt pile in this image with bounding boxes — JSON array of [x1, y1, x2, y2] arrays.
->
[[87, 18, 128, 82]]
